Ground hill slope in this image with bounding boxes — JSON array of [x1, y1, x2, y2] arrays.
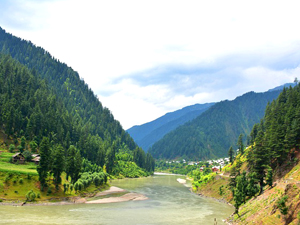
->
[[0, 26, 137, 161], [193, 83, 300, 224], [127, 103, 214, 151], [149, 89, 283, 160]]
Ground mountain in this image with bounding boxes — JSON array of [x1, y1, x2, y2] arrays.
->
[[127, 103, 214, 151], [267, 82, 296, 92], [0, 26, 156, 174], [148, 88, 287, 160]]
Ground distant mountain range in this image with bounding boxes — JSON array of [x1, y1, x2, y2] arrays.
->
[[127, 103, 215, 151], [129, 83, 295, 160]]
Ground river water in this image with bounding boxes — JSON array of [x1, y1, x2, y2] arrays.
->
[[0, 174, 233, 224]]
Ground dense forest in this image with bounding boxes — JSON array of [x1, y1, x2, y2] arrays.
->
[[149, 89, 284, 160], [187, 82, 300, 221], [227, 82, 300, 215], [127, 103, 214, 151], [0, 27, 155, 188]]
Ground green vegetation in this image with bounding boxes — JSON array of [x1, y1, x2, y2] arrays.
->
[[155, 160, 203, 175], [149, 90, 282, 160], [276, 195, 288, 215], [0, 26, 155, 201], [189, 83, 300, 224], [127, 103, 214, 151]]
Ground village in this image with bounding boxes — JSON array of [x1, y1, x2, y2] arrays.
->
[[164, 157, 230, 173]]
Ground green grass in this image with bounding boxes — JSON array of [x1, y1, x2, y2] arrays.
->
[[0, 161, 37, 175], [0, 152, 14, 162], [0, 151, 37, 175]]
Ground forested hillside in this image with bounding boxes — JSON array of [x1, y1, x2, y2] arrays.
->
[[0, 27, 155, 182], [149, 89, 283, 160], [127, 103, 214, 151]]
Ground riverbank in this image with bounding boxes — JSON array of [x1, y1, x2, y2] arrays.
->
[[0, 186, 148, 206]]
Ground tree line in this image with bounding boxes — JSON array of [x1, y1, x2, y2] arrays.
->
[[0, 32, 155, 191], [228, 81, 300, 214]]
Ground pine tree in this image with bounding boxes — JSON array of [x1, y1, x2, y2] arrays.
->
[[228, 146, 234, 164], [51, 144, 65, 189], [66, 145, 82, 183], [237, 134, 244, 155], [266, 167, 273, 188], [37, 137, 51, 190], [234, 172, 248, 215], [249, 130, 269, 194]]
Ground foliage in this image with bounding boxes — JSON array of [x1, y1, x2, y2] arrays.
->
[[192, 171, 216, 188], [74, 172, 108, 191], [127, 103, 214, 151], [0, 27, 155, 183], [9, 144, 15, 153], [37, 137, 51, 190], [26, 190, 36, 202], [149, 90, 282, 160], [276, 195, 288, 215], [228, 146, 234, 164]]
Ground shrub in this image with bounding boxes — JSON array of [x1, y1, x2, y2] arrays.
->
[[47, 187, 52, 196], [9, 144, 15, 153], [19, 178, 24, 184], [276, 195, 288, 215], [26, 190, 36, 202]]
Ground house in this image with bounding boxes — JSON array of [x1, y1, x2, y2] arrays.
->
[[212, 166, 219, 172], [12, 153, 25, 164], [31, 154, 40, 165], [31, 156, 40, 165]]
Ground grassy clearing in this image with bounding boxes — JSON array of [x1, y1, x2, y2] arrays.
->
[[0, 151, 37, 175]]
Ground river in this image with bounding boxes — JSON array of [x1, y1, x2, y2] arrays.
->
[[0, 174, 233, 224]]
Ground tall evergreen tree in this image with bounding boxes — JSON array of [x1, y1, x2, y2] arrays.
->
[[228, 146, 234, 164], [237, 134, 244, 155], [51, 144, 65, 189], [37, 137, 51, 190], [66, 145, 82, 183]]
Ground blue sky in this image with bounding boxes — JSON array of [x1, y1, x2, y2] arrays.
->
[[0, 0, 300, 129]]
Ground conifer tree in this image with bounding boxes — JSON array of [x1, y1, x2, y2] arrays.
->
[[266, 167, 273, 188], [37, 137, 51, 190], [51, 144, 65, 189], [237, 134, 244, 155], [228, 146, 234, 164]]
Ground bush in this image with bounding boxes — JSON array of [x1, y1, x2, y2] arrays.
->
[[26, 190, 36, 202], [19, 178, 24, 184], [276, 195, 288, 215], [47, 187, 52, 196], [9, 144, 15, 153]]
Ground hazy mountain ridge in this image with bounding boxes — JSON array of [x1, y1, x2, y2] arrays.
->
[[149, 88, 285, 160], [127, 103, 214, 151]]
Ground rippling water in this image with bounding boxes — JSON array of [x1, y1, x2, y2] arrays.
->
[[0, 174, 233, 224]]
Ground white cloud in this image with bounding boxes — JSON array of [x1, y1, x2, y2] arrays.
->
[[1, 0, 300, 129]]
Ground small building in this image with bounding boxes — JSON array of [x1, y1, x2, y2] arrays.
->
[[31, 154, 40, 165], [12, 153, 25, 164], [31, 156, 40, 165], [212, 166, 219, 172]]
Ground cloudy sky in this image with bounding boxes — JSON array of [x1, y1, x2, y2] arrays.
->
[[0, 0, 300, 129]]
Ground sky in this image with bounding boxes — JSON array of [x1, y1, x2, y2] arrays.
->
[[0, 0, 300, 129]]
